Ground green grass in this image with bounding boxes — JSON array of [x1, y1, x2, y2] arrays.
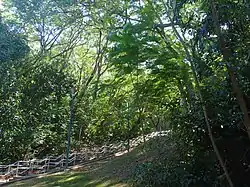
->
[[7, 136, 174, 187], [8, 171, 128, 187], [7, 157, 130, 187]]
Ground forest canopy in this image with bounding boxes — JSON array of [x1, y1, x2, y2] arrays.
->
[[1, 0, 250, 186]]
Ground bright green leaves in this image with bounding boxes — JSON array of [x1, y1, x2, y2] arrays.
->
[[109, 24, 139, 73], [109, 22, 186, 89], [138, 2, 157, 28], [2, 1, 250, 186], [109, 22, 166, 75]]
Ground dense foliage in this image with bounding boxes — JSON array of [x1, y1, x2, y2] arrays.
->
[[1, 0, 250, 186]]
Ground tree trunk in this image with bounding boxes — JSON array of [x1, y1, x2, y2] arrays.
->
[[209, 0, 250, 139], [149, 0, 234, 186], [177, 79, 189, 112]]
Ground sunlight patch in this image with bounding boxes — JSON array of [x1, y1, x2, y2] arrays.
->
[[86, 179, 100, 185], [97, 180, 112, 187], [58, 176, 79, 182]]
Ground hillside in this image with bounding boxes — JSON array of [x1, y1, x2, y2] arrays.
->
[[7, 136, 175, 187]]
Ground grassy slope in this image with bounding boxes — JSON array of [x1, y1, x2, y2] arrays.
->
[[8, 136, 174, 187]]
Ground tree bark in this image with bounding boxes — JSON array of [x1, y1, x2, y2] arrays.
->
[[149, 0, 234, 186], [177, 79, 189, 112], [209, 0, 250, 140]]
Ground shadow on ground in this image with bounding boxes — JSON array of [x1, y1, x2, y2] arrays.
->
[[8, 171, 128, 187], [7, 136, 174, 187]]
